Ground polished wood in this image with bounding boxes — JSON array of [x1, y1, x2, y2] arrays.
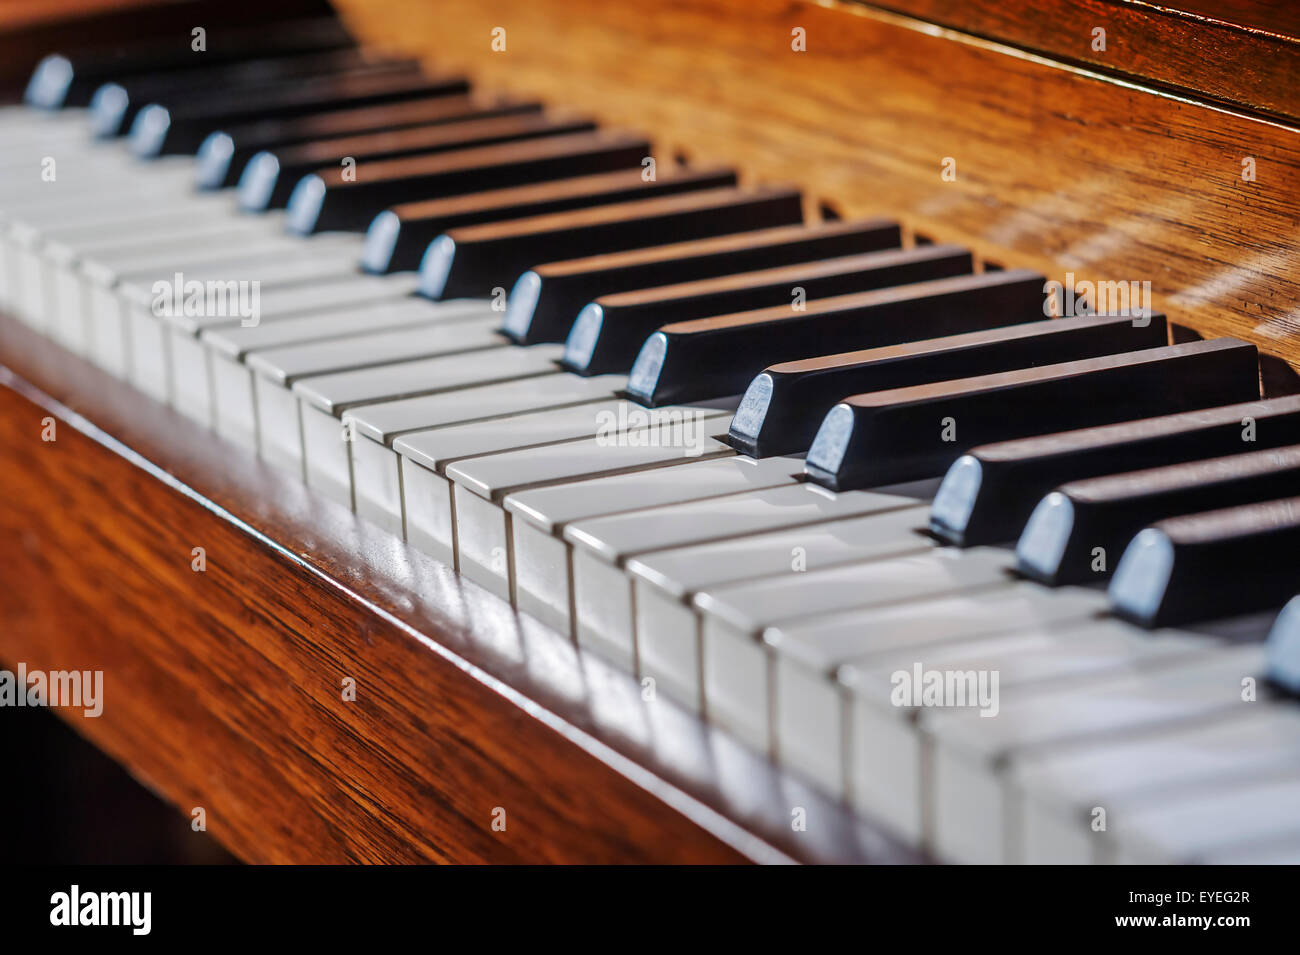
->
[[333, 0, 1300, 376], [0, 313, 917, 864], [0, 0, 334, 96], [874, 0, 1300, 121]]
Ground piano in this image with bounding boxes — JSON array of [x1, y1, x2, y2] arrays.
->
[[2, 0, 1299, 865]]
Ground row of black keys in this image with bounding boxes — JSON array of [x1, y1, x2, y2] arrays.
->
[[25, 11, 1300, 652]]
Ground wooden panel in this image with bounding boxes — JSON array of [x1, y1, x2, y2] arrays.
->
[[870, 0, 1300, 121], [0, 313, 917, 864], [332, 0, 1300, 373]]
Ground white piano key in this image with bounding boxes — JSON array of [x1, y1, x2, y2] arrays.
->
[[566, 482, 915, 676], [350, 372, 626, 445], [77, 235, 355, 387], [203, 295, 484, 359], [364, 398, 630, 538], [171, 276, 428, 426], [1113, 773, 1300, 864], [630, 503, 932, 712], [508, 454, 803, 637], [278, 345, 564, 491], [829, 609, 1213, 845], [119, 244, 365, 404], [696, 548, 1015, 754], [445, 433, 735, 615], [206, 299, 492, 451], [248, 317, 507, 389], [1011, 706, 1300, 863], [923, 643, 1266, 864]]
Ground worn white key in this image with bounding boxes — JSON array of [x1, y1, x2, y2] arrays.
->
[[442, 431, 735, 612], [279, 344, 564, 492], [628, 503, 932, 712], [825, 607, 1212, 844], [506, 454, 802, 638], [923, 643, 1266, 864], [1012, 706, 1300, 863], [696, 547, 1014, 754], [566, 481, 917, 675], [205, 298, 491, 451]]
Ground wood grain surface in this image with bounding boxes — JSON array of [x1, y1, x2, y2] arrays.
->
[[332, 0, 1300, 375]]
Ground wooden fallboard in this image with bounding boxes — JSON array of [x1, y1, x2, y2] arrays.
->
[[333, 0, 1300, 375]]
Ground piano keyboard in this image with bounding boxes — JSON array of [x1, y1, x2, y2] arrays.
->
[[7, 12, 1300, 865]]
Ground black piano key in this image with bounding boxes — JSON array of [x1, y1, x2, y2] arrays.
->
[[196, 94, 544, 189], [129, 68, 469, 158], [730, 312, 1169, 458], [362, 166, 738, 273], [930, 395, 1300, 547], [90, 48, 392, 138], [1109, 496, 1300, 628], [239, 112, 599, 211], [805, 338, 1261, 490], [19, 0, 335, 105], [1017, 444, 1300, 585], [502, 218, 902, 345], [285, 131, 652, 234], [1264, 596, 1300, 696], [419, 186, 805, 300], [25, 14, 354, 109], [563, 244, 973, 378], [624, 269, 1046, 407]]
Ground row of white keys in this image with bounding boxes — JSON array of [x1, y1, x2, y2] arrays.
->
[[1012, 704, 1300, 863], [922, 643, 1268, 863], [627, 502, 935, 712], [0, 156, 225, 321], [817, 605, 1216, 846], [694, 545, 1020, 748], [283, 344, 570, 494], [406, 409, 741, 607], [165, 271, 427, 425], [347, 372, 628, 537], [21, 204, 275, 346], [204, 296, 495, 451], [93, 232, 363, 397], [560, 480, 915, 672], [503, 454, 805, 641]]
